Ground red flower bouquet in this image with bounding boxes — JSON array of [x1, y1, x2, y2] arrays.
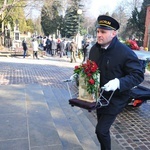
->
[[125, 39, 139, 50], [74, 60, 100, 102]]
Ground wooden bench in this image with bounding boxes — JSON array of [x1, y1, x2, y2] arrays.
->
[[0, 52, 11, 57]]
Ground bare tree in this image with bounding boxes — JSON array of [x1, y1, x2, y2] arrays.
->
[[112, 5, 128, 38], [117, 0, 143, 17]]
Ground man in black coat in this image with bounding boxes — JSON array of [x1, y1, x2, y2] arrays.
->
[[89, 15, 144, 150]]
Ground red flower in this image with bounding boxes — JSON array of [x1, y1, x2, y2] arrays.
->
[[75, 66, 79, 70], [91, 66, 97, 72], [84, 68, 89, 73], [87, 73, 92, 77], [88, 79, 95, 84]]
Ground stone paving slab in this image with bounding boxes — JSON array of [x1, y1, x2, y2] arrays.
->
[[0, 139, 29, 150], [0, 85, 28, 150], [0, 113, 27, 140]]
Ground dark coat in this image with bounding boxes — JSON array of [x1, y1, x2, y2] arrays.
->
[[89, 37, 144, 115], [46, 39, 51, 49], [82, 42, 89, 53], [22, 40, 27, 51], [59, 41, 65, 51], [65, 42, 71, 52]]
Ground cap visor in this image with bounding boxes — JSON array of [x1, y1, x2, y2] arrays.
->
[[96, 25, 115, 30]]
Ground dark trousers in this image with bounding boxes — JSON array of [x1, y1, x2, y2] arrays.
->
[[23, 50, 27, 58], [83, 49, 87, 62], [47, 48, 51, 54], [33, 51, 38, 59], [60, 50, 64, 57], [95, 113, 117, 150]]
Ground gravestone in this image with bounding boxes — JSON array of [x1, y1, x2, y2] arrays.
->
[[12, 23, 21, 49]]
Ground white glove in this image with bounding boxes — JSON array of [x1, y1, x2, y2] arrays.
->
[[104, 78, 120, 91]]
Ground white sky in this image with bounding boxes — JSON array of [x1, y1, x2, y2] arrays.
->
[[87, 0, 123, 18], [29, 0, 123, 19]]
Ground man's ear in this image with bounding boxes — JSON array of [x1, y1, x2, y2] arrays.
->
[[111, 30, 117, 37]]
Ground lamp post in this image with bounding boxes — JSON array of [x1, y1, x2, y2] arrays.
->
[[77, 9, 82, 54]]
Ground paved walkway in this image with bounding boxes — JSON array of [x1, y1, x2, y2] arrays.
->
[[0, 56, 122, 150], [0, 55, 149, 150]]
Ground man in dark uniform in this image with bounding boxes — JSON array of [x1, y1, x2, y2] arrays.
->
[[89, 15, 144, 150]]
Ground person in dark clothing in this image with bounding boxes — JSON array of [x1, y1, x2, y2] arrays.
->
[[59, 39, 65, 58], [65, 40, 71, 58], [22, 39, 28, 58], [46, 38, 51, 54], [89, 15, 144, 150], [82, 39, 90, 63], [56, 39, 61, 55], [51, 37, 57, 56]]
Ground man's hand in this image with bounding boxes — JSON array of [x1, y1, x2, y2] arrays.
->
[[104, 78, 120, 91]]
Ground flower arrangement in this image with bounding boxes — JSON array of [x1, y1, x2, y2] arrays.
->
[[125, 39, 139, 50], [74, 59, 100, 100]]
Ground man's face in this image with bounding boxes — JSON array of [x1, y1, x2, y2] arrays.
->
[[96, 28, 117, 47]]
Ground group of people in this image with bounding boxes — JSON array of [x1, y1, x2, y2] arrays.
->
[[41, 36, 79, 63], [41, 37, 65, 57], [22, 36, 79, 62], [42, 36, 57, 56], [42, 37, 78, 62]]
